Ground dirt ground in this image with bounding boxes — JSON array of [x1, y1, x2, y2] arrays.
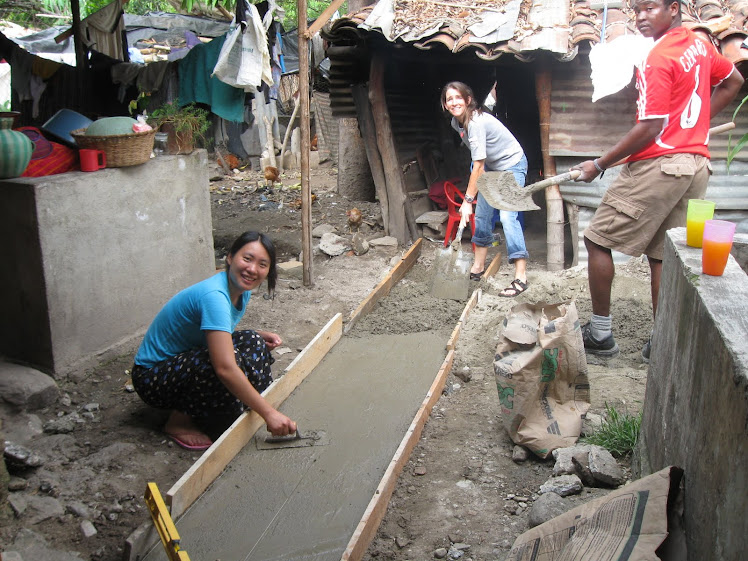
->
[[0, 160, 654, 560]]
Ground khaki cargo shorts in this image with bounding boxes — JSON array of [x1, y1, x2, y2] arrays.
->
[[584, 153, 710, 261]]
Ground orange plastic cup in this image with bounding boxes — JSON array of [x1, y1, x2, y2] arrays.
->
[[702, 220, 736, 276], [686, 199, 715, 248]]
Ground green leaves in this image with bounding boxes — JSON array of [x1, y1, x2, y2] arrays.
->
[[727, 93, 748, 172], [581, 402, 642, 457]]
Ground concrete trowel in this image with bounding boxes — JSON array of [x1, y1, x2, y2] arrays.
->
[[255, 425, 329, 450], [430, 222, 472, 301]]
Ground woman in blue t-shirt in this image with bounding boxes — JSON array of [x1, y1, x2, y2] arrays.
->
[[131, 231, 296, 450], [442, 81, 530, 297]]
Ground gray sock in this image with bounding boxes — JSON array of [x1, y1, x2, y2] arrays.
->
[[590, 314, 612, 340]]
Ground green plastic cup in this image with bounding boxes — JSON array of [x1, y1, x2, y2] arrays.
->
[[686, 199, 716, 248]]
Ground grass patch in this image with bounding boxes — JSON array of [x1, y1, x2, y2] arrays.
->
[[582, 402, 642, 457]]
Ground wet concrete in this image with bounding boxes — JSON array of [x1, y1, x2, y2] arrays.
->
[[144, 330, 448, 561]]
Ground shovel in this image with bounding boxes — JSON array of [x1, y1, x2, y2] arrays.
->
[[477, 122, 736, 212], [430, 221, 472, 301]]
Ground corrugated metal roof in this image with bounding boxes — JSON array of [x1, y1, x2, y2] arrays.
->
[[326, 0, 748, 64]]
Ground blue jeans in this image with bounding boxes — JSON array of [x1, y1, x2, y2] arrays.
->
[[471, 154, 529, 263]]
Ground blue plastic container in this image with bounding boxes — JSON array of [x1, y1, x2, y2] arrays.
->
[[41, 109, 93, 146]]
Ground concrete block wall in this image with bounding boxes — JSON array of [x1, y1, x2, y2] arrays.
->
[[636, 228, 748, 561], [0, 151, 215, 376]]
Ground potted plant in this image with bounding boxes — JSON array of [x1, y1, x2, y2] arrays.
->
[[147, 100, 210, 155]]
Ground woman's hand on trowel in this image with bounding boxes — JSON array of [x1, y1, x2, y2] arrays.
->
[[265, 409, 297, 436]]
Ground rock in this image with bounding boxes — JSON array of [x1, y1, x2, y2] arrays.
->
[[80, 520, 97, 538], [319, 232, 350, 256], [351, 232, 370, 255], [22, 494, 65, 525], [528, 491, 568, 528], [0, 363, 59, 410], [413, 466, 427, 476], [0, 411, 43, 443], [582, 412, 603, 436], [434, 547, 448, 559], [395, 535, 410, 548], [4, 441, 44, 469], [8, 528, 84, 560], [8, 493, 27, 516], [369, 236, 399, 247], [454, 366, 471, 383], [43, 414, 79, 434], [312, 223, 336, 238], [512, 445, 530, 463], [85, 442, 137, 470], [8, 476, 28, 491], [539, 474, 583, 497], [277, 260, 304, 280], [588, 446, 625, 486], [572, 453, 596, 486], [551, 445, 591, 476], [66, 501, 90, 518]]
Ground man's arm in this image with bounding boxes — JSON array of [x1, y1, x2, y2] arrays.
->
[[711, 68, 744, 118], [572, 119, 664, 183]]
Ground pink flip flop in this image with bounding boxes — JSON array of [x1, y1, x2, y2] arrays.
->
[[168, 434, 213, 451]]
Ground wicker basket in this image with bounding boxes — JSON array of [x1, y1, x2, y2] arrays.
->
[[71, 127, 156, 167]]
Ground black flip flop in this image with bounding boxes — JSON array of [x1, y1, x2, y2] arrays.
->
[[469, 269, 486, 281]]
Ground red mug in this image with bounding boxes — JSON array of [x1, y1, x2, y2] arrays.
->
[[79, 149, 106, 172]]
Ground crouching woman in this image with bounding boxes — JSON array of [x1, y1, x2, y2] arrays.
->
[[131, 231, 296, 450]]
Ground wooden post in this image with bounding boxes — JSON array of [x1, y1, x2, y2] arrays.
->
[[298, 0, 313, 286], [368, 52, 418, 244], [70, 0, 87, 86], [352, 84, 389, 233], [536, 57, 565, 271]]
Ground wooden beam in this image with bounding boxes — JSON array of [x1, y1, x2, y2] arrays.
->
[[484, 251, 503, 280], [447, 288, 481, 351], [341, 349, 455, 561], [299, 0, 313, 286], [369, 52, 418, 244], [352, 84, 390, 233], [536, 56, 564, 271], [304, 0, 347, 38], [345, 238, 422, 334], [166, 313, 343, 518]]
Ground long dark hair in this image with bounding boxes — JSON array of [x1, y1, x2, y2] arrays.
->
[[441, 81, 482, 128], [226, 231, 277, 294]]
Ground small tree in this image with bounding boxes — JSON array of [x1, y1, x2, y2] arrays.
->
[[727, 94, 748, 172]]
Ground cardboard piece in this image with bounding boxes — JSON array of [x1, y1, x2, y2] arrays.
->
[[506, 466, 685, 561], [494, 301, 591, 459]]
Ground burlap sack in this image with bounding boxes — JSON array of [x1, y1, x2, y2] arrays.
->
[[494, 301, 590, 459]]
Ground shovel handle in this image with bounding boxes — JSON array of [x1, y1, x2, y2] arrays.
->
[[526, 170, 582, 194]]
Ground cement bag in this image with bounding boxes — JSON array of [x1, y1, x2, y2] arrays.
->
[[494, 301, 590, 458]]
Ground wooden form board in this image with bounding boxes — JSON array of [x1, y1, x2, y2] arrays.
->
[[447, 288, 482, 351], [341, 349, 455, 561], [343, 273, 483, 560], [344, 238, 422, 334]]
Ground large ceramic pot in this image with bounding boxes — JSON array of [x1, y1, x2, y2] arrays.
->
[[0, 114, 34, 179]]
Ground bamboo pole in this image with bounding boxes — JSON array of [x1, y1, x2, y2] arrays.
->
[[535, 57, 565, 271], [299, 0, 313, 286]]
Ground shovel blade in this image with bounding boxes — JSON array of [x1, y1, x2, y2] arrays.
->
[[430, 246, 471, 301], [477, 171, 540, 212]]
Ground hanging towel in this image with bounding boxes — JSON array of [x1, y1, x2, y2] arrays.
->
[[178, 34, 245, 123]]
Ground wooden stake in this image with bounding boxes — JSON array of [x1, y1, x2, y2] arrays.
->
[[299, 0, 313, 286], [536, 57, 564, 271]]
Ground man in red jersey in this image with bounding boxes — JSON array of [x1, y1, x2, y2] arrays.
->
[[573, 0, 743, 360]]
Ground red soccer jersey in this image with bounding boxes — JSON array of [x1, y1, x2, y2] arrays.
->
[[631, 27, 735, 161]]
